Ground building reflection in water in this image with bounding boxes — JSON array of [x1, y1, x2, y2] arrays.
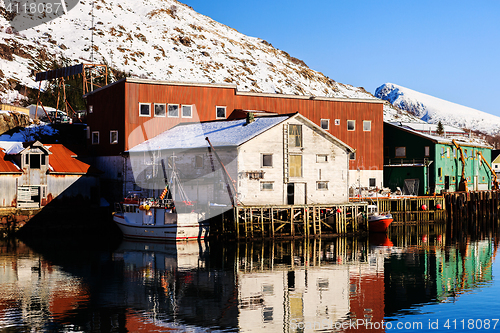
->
[[0, 223, 498, 332]]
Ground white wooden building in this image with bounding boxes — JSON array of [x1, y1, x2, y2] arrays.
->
[[127, 113, 353, 208]]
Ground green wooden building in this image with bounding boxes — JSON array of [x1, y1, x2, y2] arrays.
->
[[384, 122, 493, 195]]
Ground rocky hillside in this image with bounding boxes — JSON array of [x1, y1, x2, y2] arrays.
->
[[0, 0, 420, 123], [0, 111, 31, 135]]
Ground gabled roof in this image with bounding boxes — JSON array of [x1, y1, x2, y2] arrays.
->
[[492, 154, 500, 164], [0, 150, 21, 174], [128, 113, 354, 154], [47, 144, 101, 174], [389, 122, 465, 134], [129, 115, 292, 152], [385, 122, 492, 149]]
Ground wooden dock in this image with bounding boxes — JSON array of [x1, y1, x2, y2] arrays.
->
[[351, 196, 446, 223], [224, 202, 369, 239]]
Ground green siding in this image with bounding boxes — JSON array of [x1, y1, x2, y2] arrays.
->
[[384, 123, 492, 194]]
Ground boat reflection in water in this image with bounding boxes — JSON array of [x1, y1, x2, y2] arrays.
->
[[0, 224, 498, 332]]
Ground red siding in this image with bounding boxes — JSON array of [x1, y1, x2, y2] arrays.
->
[[86, 80, 383, 170]]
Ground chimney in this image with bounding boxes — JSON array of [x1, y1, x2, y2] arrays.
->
[[246, 112, 255, 124]]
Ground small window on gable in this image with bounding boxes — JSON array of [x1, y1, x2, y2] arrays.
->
[[363, 121, 371, 131], [110, 130, 118, 144], [316, 154, 328, 163], [262, 154, 273, 167], [395, 147, 406, 158], [347, 120, 355, 131], [139, 103, 150, 117], [168, 104, 179, 117], [216, 106, 226, 119], [289, 124, 302, 148], [349, 152, 356, 160], [320, 119, 329, 130], [195, 155, 203, 168], [154, 104, 166, 117], [92, 131, 100, 145], [182, 105, 193, 118]]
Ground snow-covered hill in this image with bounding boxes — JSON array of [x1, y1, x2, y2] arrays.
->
[[376, 83, 500, 136], [0, 0, 421, 123]]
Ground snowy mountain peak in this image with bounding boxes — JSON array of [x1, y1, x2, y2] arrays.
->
[[375, 83, 500, 136]]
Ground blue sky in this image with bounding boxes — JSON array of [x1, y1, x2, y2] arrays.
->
[[183, 0, 500, 117]]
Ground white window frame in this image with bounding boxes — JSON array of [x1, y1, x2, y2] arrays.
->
[[168, 104, 179, 118], [139, 103, 151, 117], [320, 119, 330, 130], [334, 119, 340, 126], [182, 105, 193, 118], [92, 131, 100, 145], [363, 120, 371, 132], [316, 154, 328, 163], [260, 181, 274, 191], [154, 103, 166, 117], [110, 130, 118, 144], [261, 154, 273, 168], [347, 120, 355, 131], [216, 106, 226, 119]]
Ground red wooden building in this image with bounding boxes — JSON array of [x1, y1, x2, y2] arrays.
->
[[84, 78, 384, 196]]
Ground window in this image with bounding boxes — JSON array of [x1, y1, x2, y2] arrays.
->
[[168, 104, 179, 117], [88, 105, 93, 114], [438, 168, 442, 177], [139, 103, 150, 117], [363, 120, 371, 131], [195, 155, 203, 168], [216, 106, 226, 119], [452, 176, 456, 182], [289, 155, 302, 177], [424, 146, 430, 157], [262, 154, 273, 167], [110, 130, 118, 144], [316, 154, 328, 163], [92, 131, 99, 145], [41, 154, 46, 166], [182, 105, 192, 118], [334, 119, 340, 126], [347, 120, 355, 131], [29, 154, 41, 169], [369, 178, 376, 187], [289, 124, 302, 148], [320, 119, 329, 130], [453, 148, 457, 158], [349, 152, 356, 160], [86, 126, 90, 139], [395, 147, 406, 158], [317, 181, 328, 190], [447, 147, 450, 158], [261, 181, 274, 191], [464, 149, 468, 158], [154, 103, 166, 117], [441, 147, 445, 157]]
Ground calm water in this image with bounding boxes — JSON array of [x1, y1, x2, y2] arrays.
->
[[0, 224, 499, 332]]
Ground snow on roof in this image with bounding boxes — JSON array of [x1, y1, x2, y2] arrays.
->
[[386, 122, 492, 148], [129, 115, 291, 152], [392, 122, 465, 133]]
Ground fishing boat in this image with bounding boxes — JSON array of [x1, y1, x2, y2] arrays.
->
[[367, 204, 393, 233], [113, 193, 209, 241]]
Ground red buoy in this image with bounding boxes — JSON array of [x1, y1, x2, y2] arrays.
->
[[336, 208, 342, 213], [436, 204, 442, 209], [421, 204, 427, 211]]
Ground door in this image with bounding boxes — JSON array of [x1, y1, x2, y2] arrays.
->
[[294, 183, 306, 205], [444, 176, 450, 191], [287, 183, 294, 205]]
